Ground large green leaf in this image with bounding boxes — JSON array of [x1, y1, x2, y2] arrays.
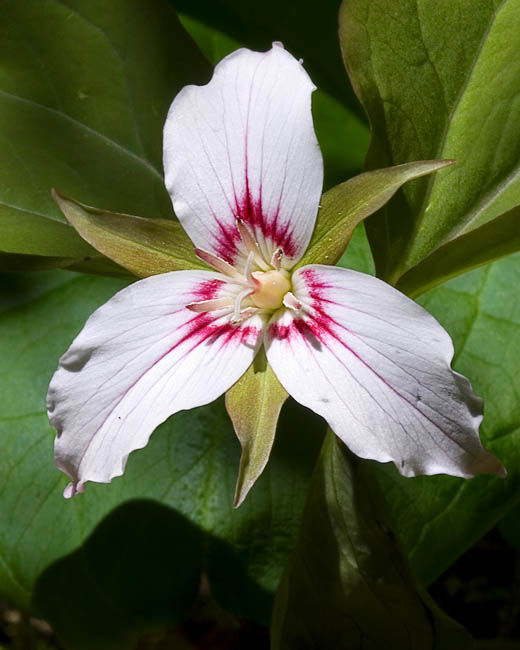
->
[[271, 434, 471, 650], [340, 0, 520, 283], [0, 271, 324, 649], [0, 0, 210, 259], [396, 204, 520, 297], [0, 250, 129, 278], [369, 251, 520, 585]]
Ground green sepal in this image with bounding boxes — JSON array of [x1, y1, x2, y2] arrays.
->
[[225, 349, 288, 508], [52, 189, 206, 278], [271, 433, 472, 650], [298, 160, 454, 268]]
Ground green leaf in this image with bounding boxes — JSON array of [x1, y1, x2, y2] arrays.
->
[[175, 11, 370, 191], [0, 0, 210, 259], [0, 252, 78, 273], [340, 0, 520, 283], [370, 252, 520, 585], [225, 349, 289, 508], [52, 190, 204, 277], [498, 503, 520, 550], [271, 433, 471, 650], [0, 251, 131, 277], [0, 208, 97, 259], [0, 271, 324, 648], [396, 203, 520, 297], [298, 160, 453, 268]]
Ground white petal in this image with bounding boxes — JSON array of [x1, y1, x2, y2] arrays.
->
[[265, 265, 505, 478], [163, 43, 323, 271], [48, 271, 266, 497]]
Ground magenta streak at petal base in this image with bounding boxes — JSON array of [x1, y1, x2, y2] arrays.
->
[[212, 189, 298, 264], [188, 278, 227, 302]]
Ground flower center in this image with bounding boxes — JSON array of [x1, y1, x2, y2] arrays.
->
[[189, 220, 303, 323], [250, 270, 291, 309]]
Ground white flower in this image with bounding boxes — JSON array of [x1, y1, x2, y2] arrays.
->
[[47, 44, 504, 498]]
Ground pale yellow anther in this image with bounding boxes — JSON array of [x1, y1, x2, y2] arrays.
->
[[250, 270, 291, 310]]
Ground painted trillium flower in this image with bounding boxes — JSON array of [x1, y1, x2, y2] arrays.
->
[[47, 44, 505, 499]]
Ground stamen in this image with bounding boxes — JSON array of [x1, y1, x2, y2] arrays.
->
[[236, 218, 269, 271], [233, 286, 254, 322], [194, 248, 243, 280], [270, 247, 284, 270], [244, 251, 259, 287], [283, 292, 302, 312], [230, 307, 261, 325], [186, 298, 233, 313]]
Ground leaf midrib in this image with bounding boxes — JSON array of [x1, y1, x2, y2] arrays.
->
[[403, 0, 508, 259], [457, 164, 520, 235], [0, 199, 62, 223], [0, 88, 163, 184], [51, 0, 147, 159]]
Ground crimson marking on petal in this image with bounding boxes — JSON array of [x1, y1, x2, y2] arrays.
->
[[211, 191, 300, 263], [268, 322, 294, 341], [68, 313, 260, 488], [237, 193, 298, 259], [211, 322, 259, 347], [116, 313, 260, 405], [178, 313, 260, 353], [189, 279, 227, 302], [213, 220, 242, 265], [268, 316, 328, 345], [300, 268, 334, 299]]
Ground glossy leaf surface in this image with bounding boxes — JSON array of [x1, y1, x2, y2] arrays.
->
[[396, 204, 520, 297], [0, 0, 210, 260], [271, 434, 471, 650], [340, 0, 520, 283]]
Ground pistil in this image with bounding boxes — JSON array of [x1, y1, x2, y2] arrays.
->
[[189, 219, 296, 322], [250, 270, 291, 309]]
